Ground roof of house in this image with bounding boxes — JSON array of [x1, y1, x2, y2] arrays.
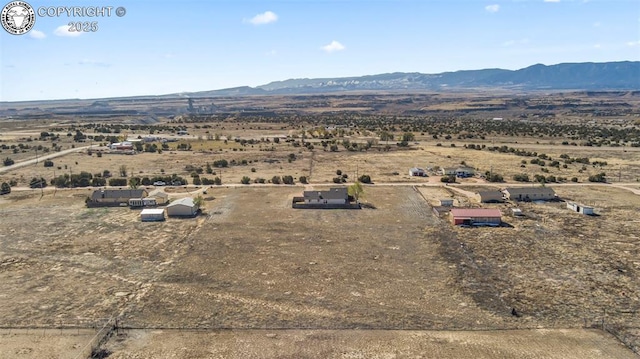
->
[[167, 197, 196, 208], [141, 208, 165, 215], [91, 189, 147, 200], [410, 167, 425, 171], [450, 208, 502, 218], [303, 187, 348, 200], [148, 189, 169, 198], [503, 187, 556, 196]]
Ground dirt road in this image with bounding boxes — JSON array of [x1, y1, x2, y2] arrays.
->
[[0, 145, 93, 175]]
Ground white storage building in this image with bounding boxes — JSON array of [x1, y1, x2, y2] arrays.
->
[[167, 197, 199, 217], [140, 208, 165, 222]]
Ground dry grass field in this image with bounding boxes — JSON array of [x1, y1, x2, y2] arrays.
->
[[102, 329, 636, 359], [1, 92, 639, 357]]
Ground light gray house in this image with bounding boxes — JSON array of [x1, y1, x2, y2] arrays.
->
[[409, 168, 426, 177], [87, 189, 149, 207], [303, 187, 348, 205], [503, 187, 557, 201], [166, 197, 199, 217]]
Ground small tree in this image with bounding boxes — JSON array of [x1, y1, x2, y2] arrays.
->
[[43, 159, 54, 167], [3, 157, 14, 166], [0, 182, 10, 195], [358, 174, 372, 184], [240, 176, 251, 184], [213, 176, 222, 185], [119, 164, 127, 177], [271, 175, 281, 184], [299, 176, 308, 184], [348, 181, 364, 202], [129, 177, 140, 189]]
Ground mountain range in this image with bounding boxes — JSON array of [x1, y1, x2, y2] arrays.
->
[[176, 61, 640, 97]]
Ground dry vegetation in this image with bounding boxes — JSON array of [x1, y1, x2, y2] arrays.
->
[[0, 92, 639, 357]]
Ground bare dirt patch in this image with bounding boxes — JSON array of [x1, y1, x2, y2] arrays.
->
[[104, 328, 636, 359]]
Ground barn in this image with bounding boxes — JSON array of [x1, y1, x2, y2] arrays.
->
[[166, 197, 199, 217], [450, 208, 502, 226], [140, 208, 165, 222]]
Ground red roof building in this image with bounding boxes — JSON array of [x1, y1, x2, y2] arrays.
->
[[450, 208, 502, 226]]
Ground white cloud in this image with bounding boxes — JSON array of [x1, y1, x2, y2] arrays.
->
[[29, 30, 46, 39], [627, 40, 640, 47], [54, 25, 81, 37], [245, 11, 278, 25], [321, 40, 345, 53], [485, 4, 500, 13], [78, 59, 110, 67], [502, 38, 529, 47]]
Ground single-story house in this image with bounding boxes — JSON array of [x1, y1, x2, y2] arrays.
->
[[450, 208, 502, 226], [511, 208, 524, 217], [439, 166, 475, 178], [140, 208, 165, 222], [566, 202, 594, 215], [88, 189, 149, 207], [439, 199, 454, 206], [476, 190, 505, 203], [409, 168, 426, 177], [440, 167, 457, 176], [109, 142, 134, 150], [455, 167, 475, 178], [303, 187, 348, 205], [503, 187, 557, 201], [166, 197, 199, 217]]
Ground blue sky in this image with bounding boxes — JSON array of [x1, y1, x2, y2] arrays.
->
[[1, 0, 639, 101]]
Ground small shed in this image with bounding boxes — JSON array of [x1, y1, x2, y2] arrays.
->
[[511, 208, 524, 217], [439, 199, 454, 207], [409, 168, 426, 177], [167, 197, 199, 217], [450, 208, 502, 226], [567, 202, 594, 215], [140, 208, 165, 222]]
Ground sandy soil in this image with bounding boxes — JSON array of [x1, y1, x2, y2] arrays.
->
[[104, 328, 636, 359]]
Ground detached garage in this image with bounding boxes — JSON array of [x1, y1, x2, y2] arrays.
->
[[450, 208, 502, 227], [140, 208, 165, 222], [166, 197, 199, 217]]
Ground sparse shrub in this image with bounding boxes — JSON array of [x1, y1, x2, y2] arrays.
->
[[271, 175, 281, 184], [282, 175, 294, 185], [0, 182, 10, 195], [43, 159, 54, 167], [299, 176, 308, 184], [240, 176, 251, 184], [358, 174, 372, 184], [3, 157, 14, 166]]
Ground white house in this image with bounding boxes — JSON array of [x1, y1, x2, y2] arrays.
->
[[166, 197, 199, 217], [409, 168, 426, 177], [140, 208, 165, 222]]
